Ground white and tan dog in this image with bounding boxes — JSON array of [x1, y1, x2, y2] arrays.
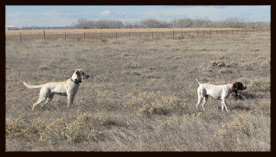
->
[[195, 78, 246, 112], [23, 69, 89, 110]]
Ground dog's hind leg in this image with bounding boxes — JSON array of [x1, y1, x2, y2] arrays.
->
[[41, 94, 54, 108], [32, 97, 46, 110], [196, 96, 203, 110], [196, 87, 206, 110], [32, 88, 50, 110], [201, 96, 208, 111]]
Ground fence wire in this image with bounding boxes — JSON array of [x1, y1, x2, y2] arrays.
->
[[5, 29, 270, 42]]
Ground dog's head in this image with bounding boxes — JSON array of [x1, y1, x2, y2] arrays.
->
[[76, 69, 89, 79], [72, 69, 89, 83], [232, 82, 247, 91]]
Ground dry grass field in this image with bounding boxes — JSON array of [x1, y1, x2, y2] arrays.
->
[[5, 31, 270, 151]]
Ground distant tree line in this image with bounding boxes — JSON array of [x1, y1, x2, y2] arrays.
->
[[73, 19, 124, 29], [72, 17, 270, 29]]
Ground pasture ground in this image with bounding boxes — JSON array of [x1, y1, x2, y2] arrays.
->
[[6, 32, 270, 151]]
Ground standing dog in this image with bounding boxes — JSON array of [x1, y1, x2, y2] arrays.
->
[[23, 69, 89, 110], [195, 78, 246, 112]]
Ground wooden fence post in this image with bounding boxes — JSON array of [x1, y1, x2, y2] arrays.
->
[[43, 30, 45, 39], [152, 32, 154, 39], [116, 32, 117, 39], [173, 30, 174, 39], [65, 32, 66, 41], [139, 32, 141, 39], [84, 32, 86, 41], [20, 32, 22, 42], [100, 33, 102, 40]]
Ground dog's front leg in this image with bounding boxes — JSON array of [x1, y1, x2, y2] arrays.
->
[[67, 95, 75, 108], [221, 99, 229, 112]]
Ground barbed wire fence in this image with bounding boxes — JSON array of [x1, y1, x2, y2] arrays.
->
[[5, 29, 270, 42]]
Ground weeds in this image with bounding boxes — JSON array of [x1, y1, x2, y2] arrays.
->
[[157, 115, 177, 130], [214, 115, 251, 139], [208, 60, 226, 67], [6, 112, 117, 145], [96, 74, 109, 82], [39, 118, 68, 144], [6, 118, 41, 140], [124, 91, 188, 116]]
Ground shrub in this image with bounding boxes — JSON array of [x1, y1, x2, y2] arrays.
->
[[183, 112, 203, 121], [37, 113, 113, 144], [124, 91, 188, 116], [214, 116, 251, 139], [208, 60, 226, 67], [156, 115, 177, 130], [96, 74, 109, 82], [138, 103, 169, 116], [39, 118, 68, 144], [6, 118, 42, 141], [219, 68, 233, 74]]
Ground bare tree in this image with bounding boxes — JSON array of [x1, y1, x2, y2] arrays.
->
[[141, 19, 170, 28], [73, 18, 91, 29], [125, 21, 134, 28], [226, 17, 245, 28], [94, 20, 123, 29], [172, 18, 194, 28], [245, 22, 270, 29], [110, 20, 123, 29]]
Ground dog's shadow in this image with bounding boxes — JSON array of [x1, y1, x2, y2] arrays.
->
[[231, 105, 252, 111], [232, 94, 244, 100], [217, 105, 251, 111], [231, 95, 252, 111]]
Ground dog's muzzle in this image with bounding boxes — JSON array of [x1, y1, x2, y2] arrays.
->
[[83, 75, 89, 79], [242, 86, 247, 90]]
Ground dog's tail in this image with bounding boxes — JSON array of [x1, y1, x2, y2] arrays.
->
[[196, 78, 201, 85], [23, 82, 44, 89]]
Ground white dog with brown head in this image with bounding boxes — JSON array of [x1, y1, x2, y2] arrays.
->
[[195, 78, 247, 112]]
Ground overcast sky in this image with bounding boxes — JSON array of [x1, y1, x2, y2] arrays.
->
[[5, 5, 271, 27]]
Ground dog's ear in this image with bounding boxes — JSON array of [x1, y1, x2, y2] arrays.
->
[[75, 70, 81, 78], [237, 82, 242, 89], [233, 82, 238, 89], [232, 82, 238, 95], [232, 82, 239, 96]]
